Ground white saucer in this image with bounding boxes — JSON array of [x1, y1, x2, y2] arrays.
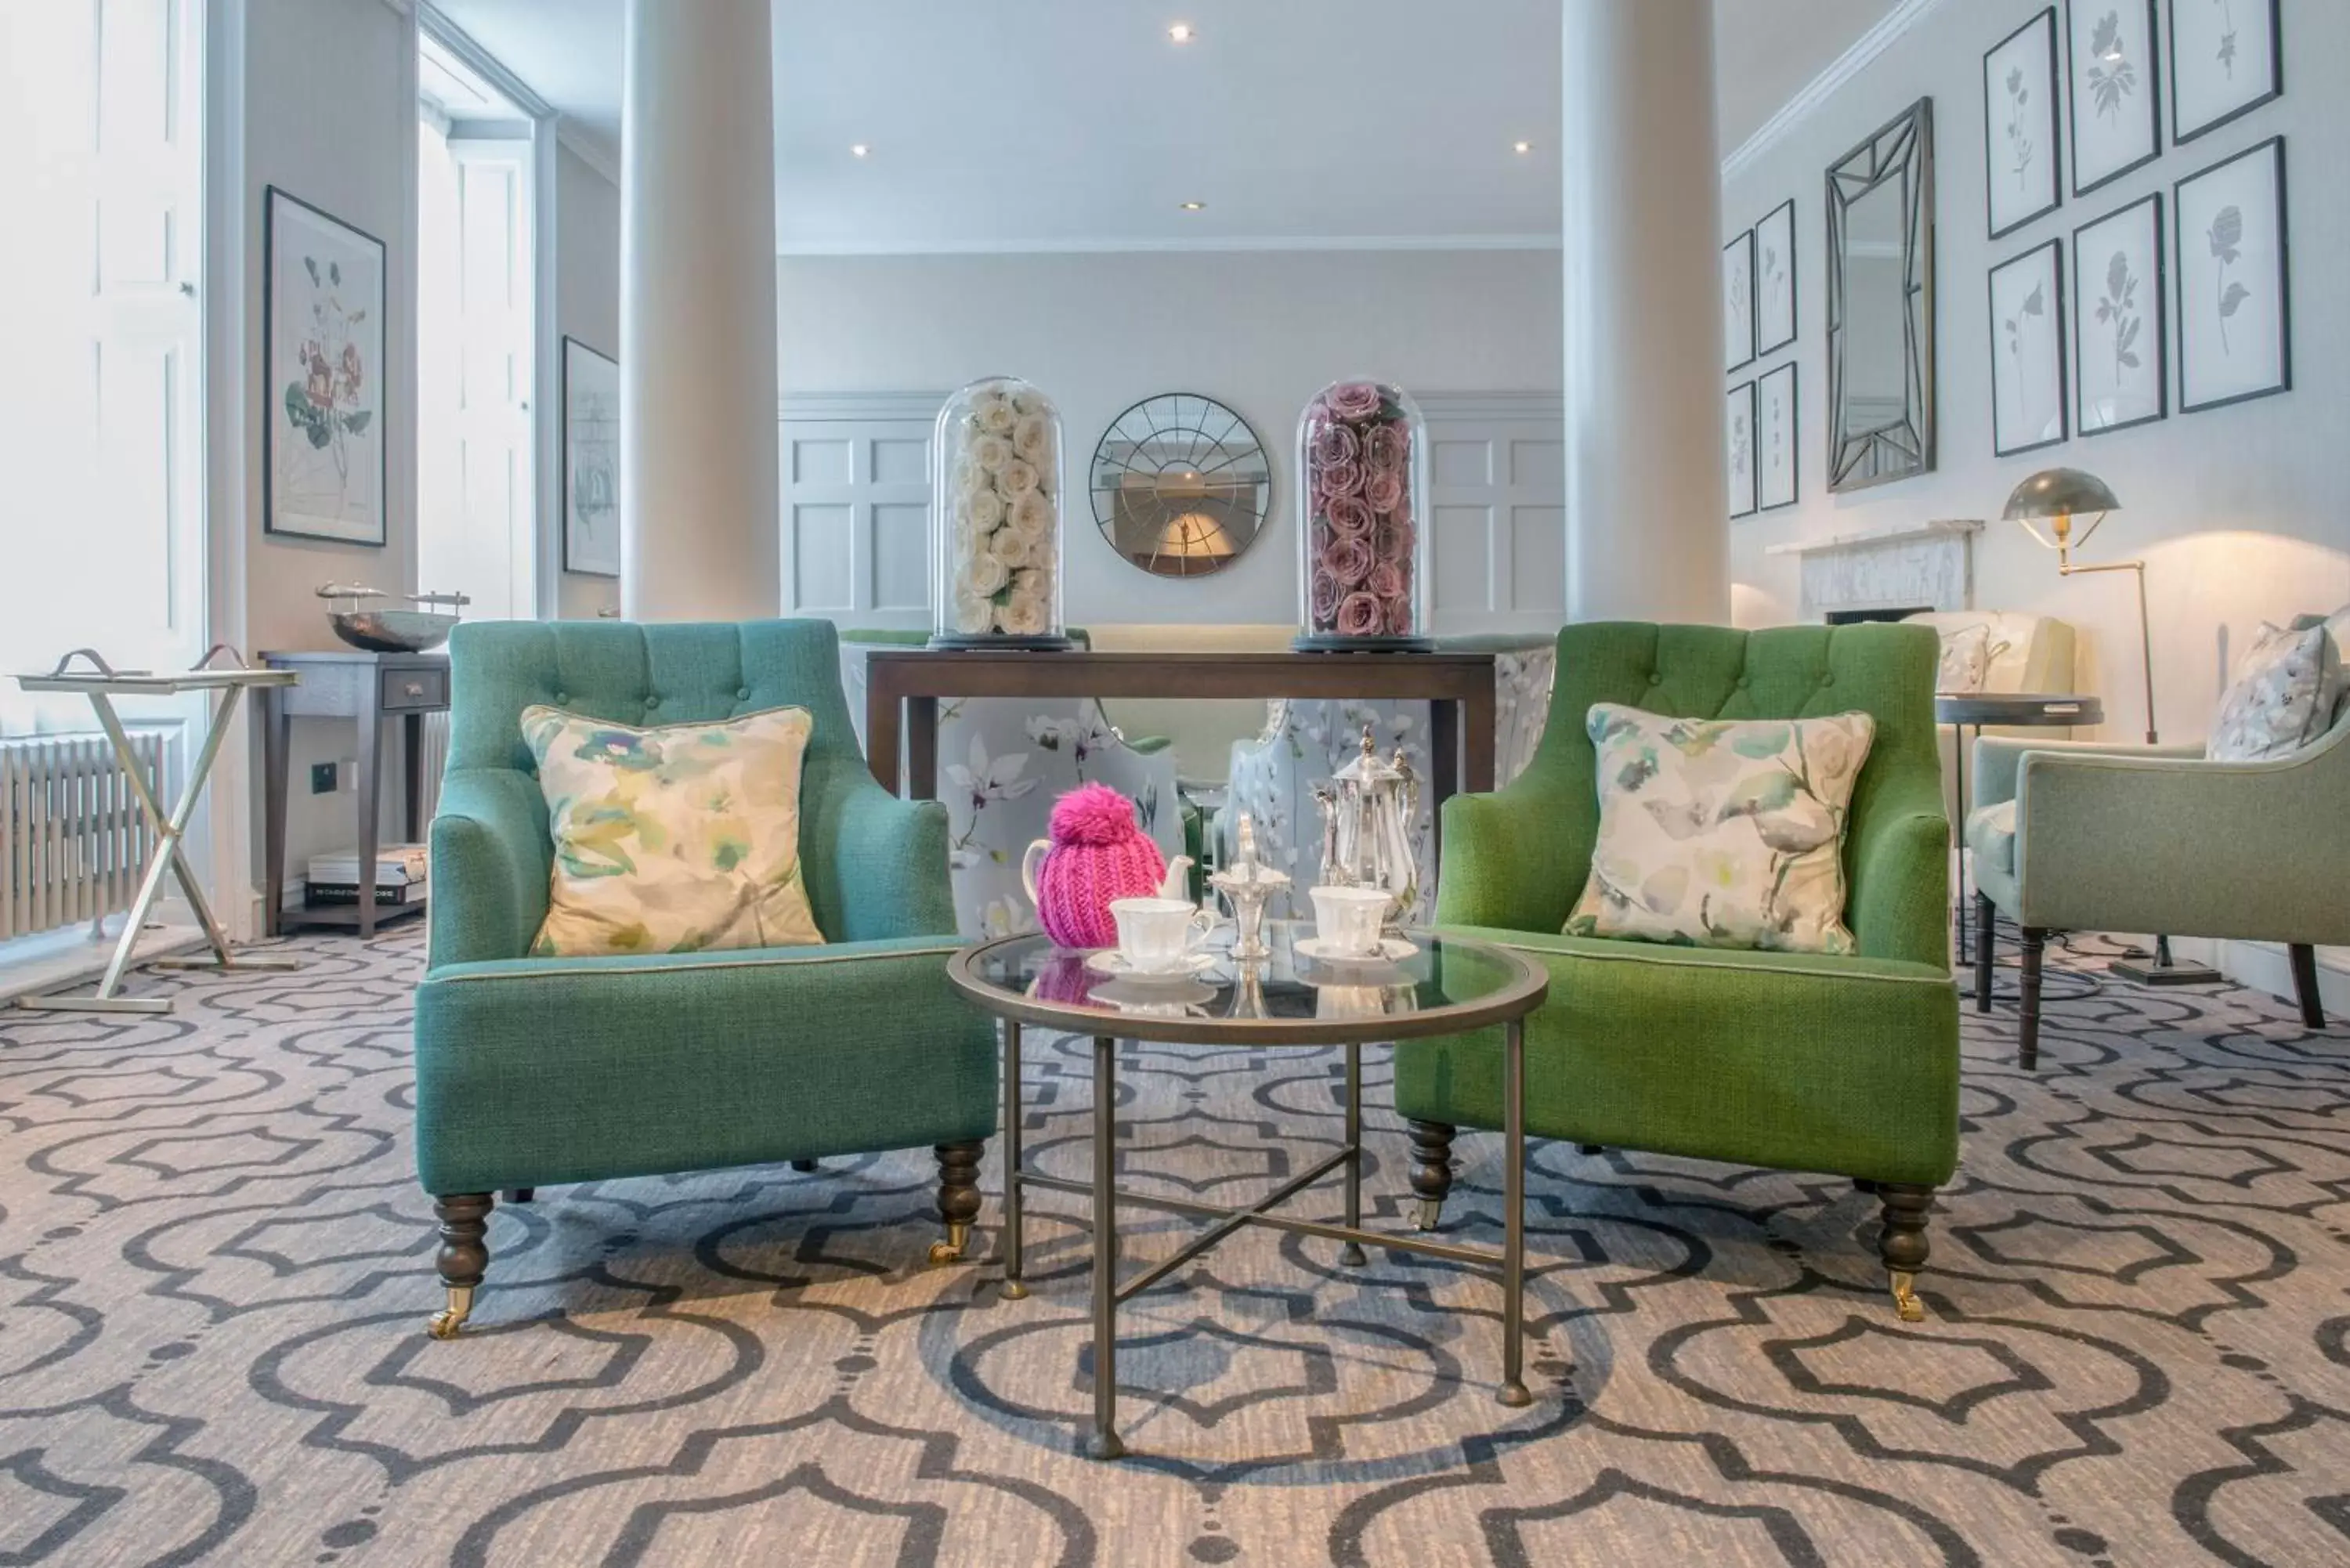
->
[[1295, 935, 1419, 965], [1083, 949, 1220, 980], [1088, 977, 1218, 1013]]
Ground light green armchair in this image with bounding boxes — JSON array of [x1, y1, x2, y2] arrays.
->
[[1394, 621, 1960, 1321], [1967, 694, 2349, 1068]]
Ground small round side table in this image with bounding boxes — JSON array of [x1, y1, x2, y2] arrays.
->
[[1935, 692, 2104, 962]]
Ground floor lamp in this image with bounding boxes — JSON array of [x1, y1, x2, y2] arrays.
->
[[2002, 468, 2218, 985]]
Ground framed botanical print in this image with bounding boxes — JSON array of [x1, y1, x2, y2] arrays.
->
[[2066, 0, 2160, 197], [2175, 136, 2290, 414], [1755, 363, 1799, 511], [1754, 200, 1797, 355], [1985, 8, 2063, 238], [1988, 240, 2069, 457], [264, 187, 387, 545], [2072, 193, 2166, 435], [1723, 229, 1756, 371], [1726, 381, 1757, 519], [2169, 0, 2281, 144], [562, 338, 622, 577]]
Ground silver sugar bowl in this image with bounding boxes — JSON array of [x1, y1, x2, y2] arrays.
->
[[1209, 811, 1291, 964]]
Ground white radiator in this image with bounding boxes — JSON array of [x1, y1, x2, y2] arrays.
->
[[2, 732, 172, 941], [416, 711, 452, 826]]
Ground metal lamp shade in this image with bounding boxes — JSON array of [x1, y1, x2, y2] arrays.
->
[[2003, 468, 2120, 522]]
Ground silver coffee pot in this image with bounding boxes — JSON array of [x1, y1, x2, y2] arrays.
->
[[1312, 723, 1420, 929]]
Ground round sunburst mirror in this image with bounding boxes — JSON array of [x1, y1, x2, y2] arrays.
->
[[1090, 393, 1271, 578]]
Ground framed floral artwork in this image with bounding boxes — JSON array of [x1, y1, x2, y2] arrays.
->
[[1756, 363, 1799, 511], [1985, 8, 2062, 238], [1754, 200, 1797, 355], [2175, 135, 2290, 414], [1723, 229, 1755, 371], [562, 338, 621, 577], [1726, 381, 1757, 520], [2169, 0, 2282, 145], [2071, 193, 2166, 436], [264, 187, 386, 545], [2066, 0, 2160, 197], [1989, 240, 2069, 457]]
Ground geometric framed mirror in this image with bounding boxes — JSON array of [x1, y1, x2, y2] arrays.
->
[[1090, 392, 1271, 578], [1827, 97, 1936, 492]]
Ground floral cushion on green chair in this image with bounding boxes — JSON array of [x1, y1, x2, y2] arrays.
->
[[1565, 703, 1876, 954], [2207, 621, 2339, 762], [522, 704, 826, 956]]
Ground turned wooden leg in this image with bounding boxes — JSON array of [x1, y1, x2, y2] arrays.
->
[[1877, 1183, 1934, 1324], [2289, 944, 2326, 1031], [501, 1187, 533, 1204], [930, 1139, 984, 1265], [1974, 894, 1997, 1014], [790, 1158, 819, 1172], [2018, 927, 2047, 1071], [1577, 1143, 1605, 1155], [1407, 1118, 1456, 1232], [428, 1193, 494, 1339]]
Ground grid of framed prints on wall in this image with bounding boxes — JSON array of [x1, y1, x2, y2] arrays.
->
[[2175, 136, 2290, 413], [1755, 363, 1799, 510], [2066, 0, 2160, 197], [1990, 239, 2068, 455], [1726, 380, 1757, 520], [2169, 0, 2281, 144], [2071, 193, 2165, 435], [1723, 228, 1755, 371], [1984, 7, 2062, 239]]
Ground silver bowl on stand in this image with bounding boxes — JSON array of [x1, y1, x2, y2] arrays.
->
[[318, 584, 471, 653]]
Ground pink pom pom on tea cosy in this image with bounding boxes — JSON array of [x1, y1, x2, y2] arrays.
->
[[1034, 783, 1168, 949]]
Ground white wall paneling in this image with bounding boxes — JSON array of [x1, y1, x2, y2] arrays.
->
[[1419, 393, 1567, 634], [779, 392, 946, 630]]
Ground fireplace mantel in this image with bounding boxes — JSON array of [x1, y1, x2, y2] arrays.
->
[[1767, 519, 1984, 621]]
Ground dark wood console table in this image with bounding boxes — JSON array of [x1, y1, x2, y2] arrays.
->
[[863, 650, 1499, 850], [260, 649, 451, 938]]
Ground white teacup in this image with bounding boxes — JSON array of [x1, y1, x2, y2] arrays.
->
[[1108, 897, 1215, 972], [1309, 885, 1391, 956]]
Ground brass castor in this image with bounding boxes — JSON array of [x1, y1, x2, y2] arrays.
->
[[1412, 1198, 1444, 1232], [1877, 1183, 1935, 1323], [927, 1221, 972, 1266], [1890, 1270, 1925, 1323], [1001, 1279, 1030, 1301], [427, 1285, 475, 1340]]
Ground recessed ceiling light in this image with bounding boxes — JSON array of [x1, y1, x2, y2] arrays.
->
[[1168, 23, 1194, 43], [1180, 201, 1206, 211], [1513, 140, 1532, 154], [849, 143, 870, 157]]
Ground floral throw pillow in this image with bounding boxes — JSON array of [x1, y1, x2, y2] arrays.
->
[[522, 704, 825, 957], [1565, 704, 1877, 955], [2207, 623, 2336, 762], [1935, 623, 1991, 694]]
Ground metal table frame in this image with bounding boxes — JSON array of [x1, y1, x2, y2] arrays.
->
[[14, 649, 302, 1013], [949, 934, 1548, 1462]]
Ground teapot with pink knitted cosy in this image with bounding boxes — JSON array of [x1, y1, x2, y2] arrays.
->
[[1021, 783, 1191, 949]]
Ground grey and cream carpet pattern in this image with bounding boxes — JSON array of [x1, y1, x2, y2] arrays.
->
[[2, 929, 2347, 1566]]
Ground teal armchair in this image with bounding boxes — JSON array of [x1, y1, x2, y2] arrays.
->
[[413, 620, 996, 1338], [1968, 684, 2348, 1068], [1395, 622, 1960, 1321]]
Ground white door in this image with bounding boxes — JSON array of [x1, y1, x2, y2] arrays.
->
[[779, 395, 944, 631], [1420, 394, 1567, 636]]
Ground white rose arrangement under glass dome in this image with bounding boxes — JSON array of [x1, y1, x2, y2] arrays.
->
[[931, 375, 1070, 649]]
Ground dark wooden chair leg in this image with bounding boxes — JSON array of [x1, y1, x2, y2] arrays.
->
[[930, 1139, 984, 1265], [1877, 1183, 1934, 1323], [2018, 927, 2047, 1071], [1407, 1118, 1457, 1231], [1974, 893, 1997, 1014], [2288, 944, 2326, 1030], [790, 1159, 819, 1172], [1577, 1143, 1606, 1155], [501, 1187, 533, 1204], [428, 1193, 494, 1339]]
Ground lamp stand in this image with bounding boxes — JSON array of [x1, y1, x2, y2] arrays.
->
[[2059, 557, 2222, 986]]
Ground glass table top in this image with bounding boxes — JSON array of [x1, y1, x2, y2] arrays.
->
[[948, 920, 1545, 1046]]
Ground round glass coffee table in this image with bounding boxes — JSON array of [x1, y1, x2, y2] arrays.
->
[[947, 922, 1548, 1460]]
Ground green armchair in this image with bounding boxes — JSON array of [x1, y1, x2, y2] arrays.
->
[[412, 620, 996, 1338], [1968, 681, 2348, 1068], [1395, 621, 1960, 1321]]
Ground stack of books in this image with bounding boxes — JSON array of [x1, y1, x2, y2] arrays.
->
[[306, 844, 429, 909]]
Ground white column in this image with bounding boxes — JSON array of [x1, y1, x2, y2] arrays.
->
[[1561, 0, 1730, 625], [619, 0, 781, 621]]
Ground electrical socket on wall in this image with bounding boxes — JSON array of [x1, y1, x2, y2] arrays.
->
[[310, 762, 338, 795]]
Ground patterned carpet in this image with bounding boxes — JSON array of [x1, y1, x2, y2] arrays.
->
[[2, 928, 2346, 1567]]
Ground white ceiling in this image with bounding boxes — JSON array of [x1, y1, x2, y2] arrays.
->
[[430, 0, 1899, 252]]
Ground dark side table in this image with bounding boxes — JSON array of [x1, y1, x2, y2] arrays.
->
[[1936, 692, 2103, 963], [260, 650, 450, 938]]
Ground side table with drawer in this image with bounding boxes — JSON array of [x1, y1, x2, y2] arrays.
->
[[261, 649, 451, 938]]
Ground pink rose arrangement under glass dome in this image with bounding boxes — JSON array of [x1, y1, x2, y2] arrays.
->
[[1294, 378, 1430, 650]]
